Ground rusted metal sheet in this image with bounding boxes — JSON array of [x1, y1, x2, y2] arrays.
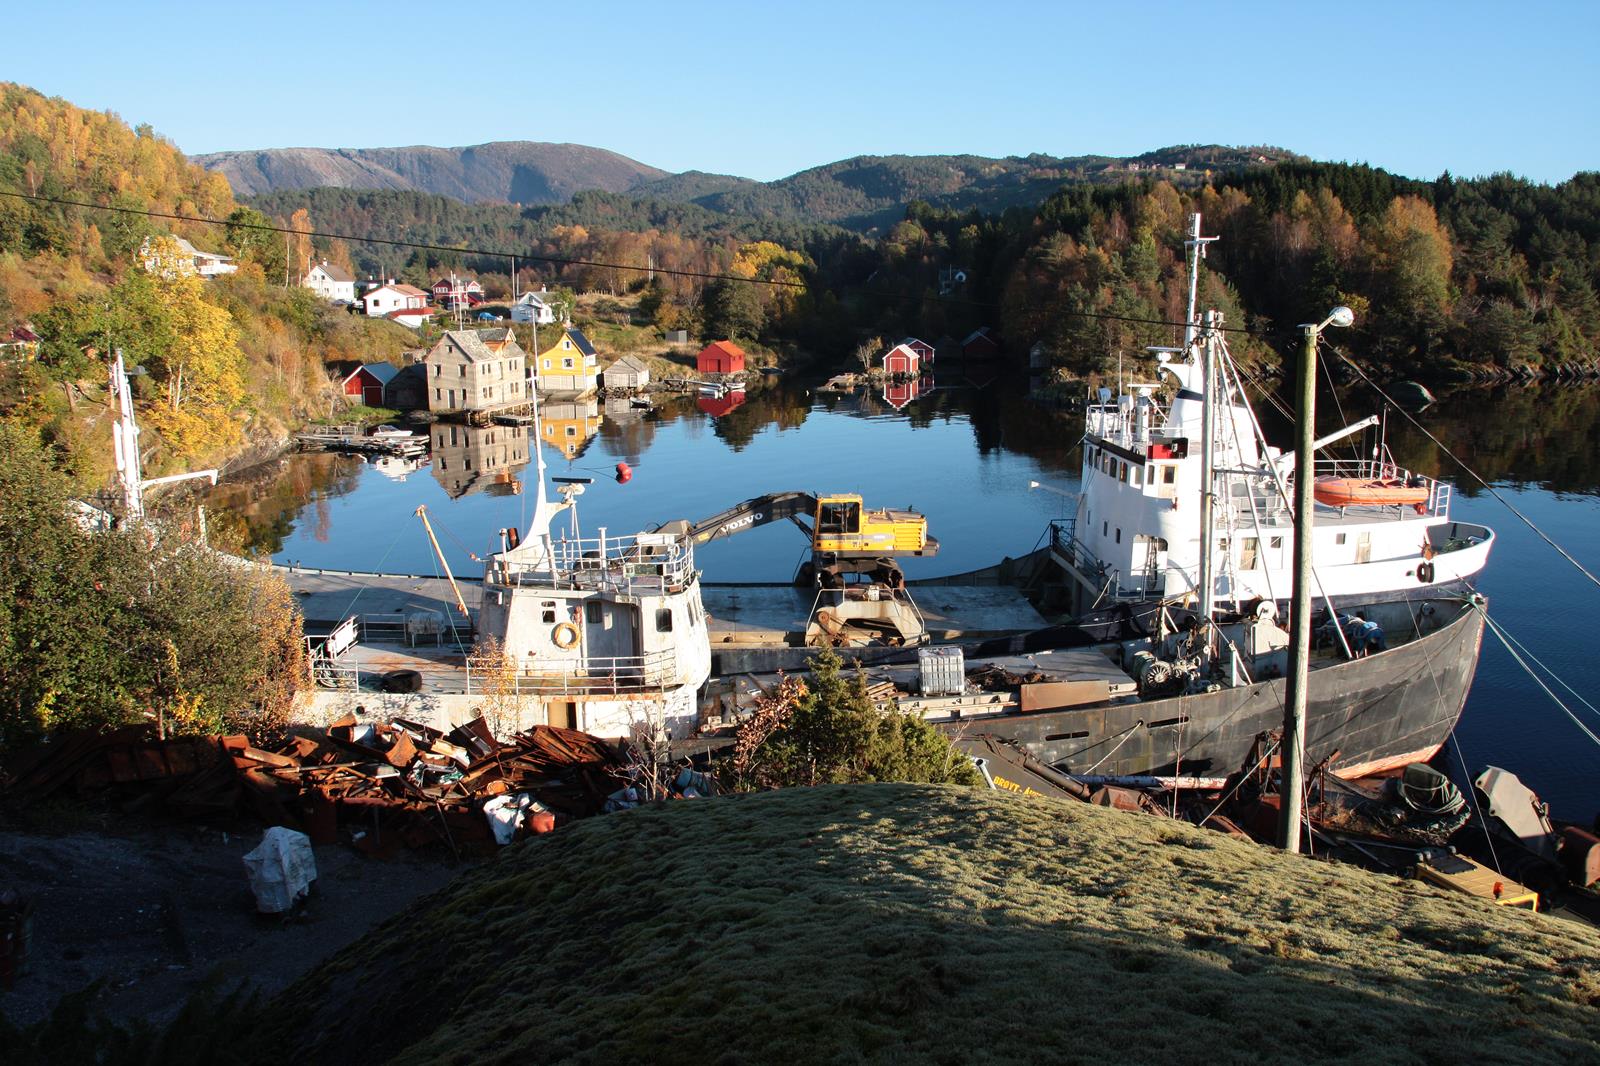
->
[[1019, 680, 1111, 713]]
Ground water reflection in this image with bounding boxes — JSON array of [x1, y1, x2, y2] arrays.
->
[[539, 397, 602, 460], [431, 422, 530, 499]]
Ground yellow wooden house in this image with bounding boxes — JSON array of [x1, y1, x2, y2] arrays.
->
[[534, 326, 600, 395]]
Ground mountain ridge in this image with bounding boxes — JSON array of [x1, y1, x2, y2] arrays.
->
[[193, 140, 670, 203], [208, 140, 1298, 231]]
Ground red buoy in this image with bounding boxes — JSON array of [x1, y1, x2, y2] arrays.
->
[[615, 461, 633, 484], [527, 810, 556, 835]]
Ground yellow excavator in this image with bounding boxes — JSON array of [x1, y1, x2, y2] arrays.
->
[[682, 491, 938, 589]]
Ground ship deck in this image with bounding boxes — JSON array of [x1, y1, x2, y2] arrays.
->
[[279, 567, 1046, 645]]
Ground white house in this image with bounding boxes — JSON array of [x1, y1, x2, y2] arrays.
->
[[304, 261, 357, 303], [511, 289, 559, 325], [364, 282, 431, 317], [383, 307, 436, 330], [139, 235, 238, 279]]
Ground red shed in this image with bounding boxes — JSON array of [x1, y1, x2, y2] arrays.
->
[[882, 342, 921, 378], [340, 363, 399, 407], [962, 327, 1001, 359], [901, 336, 936, 365], [696, 340, 746, 376]]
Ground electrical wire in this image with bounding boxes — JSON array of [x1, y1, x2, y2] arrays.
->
[[1325, 339, 1600, 595], [0, 187, 1279, 336]]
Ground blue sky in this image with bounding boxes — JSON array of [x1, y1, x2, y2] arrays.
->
[[11, 0, 1597, 184]]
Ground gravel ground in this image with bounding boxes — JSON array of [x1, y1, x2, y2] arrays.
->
[[0, 816, 464, 1029]]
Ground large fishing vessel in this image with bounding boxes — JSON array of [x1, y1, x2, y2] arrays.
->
[[908, 213, 1493, 781]]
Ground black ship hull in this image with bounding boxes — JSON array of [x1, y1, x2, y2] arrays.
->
[[940, 596, 1486, 782]]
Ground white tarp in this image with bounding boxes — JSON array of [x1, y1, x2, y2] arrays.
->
[[482, 793, 547, 845], [242, 827, 318, 913]]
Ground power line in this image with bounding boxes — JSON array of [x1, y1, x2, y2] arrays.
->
[[1, 187, 1280, 338]]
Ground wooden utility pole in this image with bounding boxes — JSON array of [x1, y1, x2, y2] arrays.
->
[[1280, 307, 1352, 852], [1279, 323, 1318, 853]]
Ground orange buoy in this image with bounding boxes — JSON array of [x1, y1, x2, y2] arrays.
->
[[615, 461, 633, 484], [1313, 475, 1429, 511], [527, 810, 556, 834]]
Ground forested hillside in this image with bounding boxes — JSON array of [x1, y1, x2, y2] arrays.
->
[[0, 84, 417, 487]]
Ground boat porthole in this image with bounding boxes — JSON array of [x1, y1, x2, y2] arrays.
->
[[553, 622, 580, 648]]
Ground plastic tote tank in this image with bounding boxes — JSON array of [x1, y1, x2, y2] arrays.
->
[[918, 646, 965, 696]]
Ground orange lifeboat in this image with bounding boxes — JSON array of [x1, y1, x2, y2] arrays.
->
[[1314, 475, 1429, 512]]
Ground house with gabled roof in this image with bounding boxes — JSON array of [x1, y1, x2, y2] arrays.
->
[[305, 261, 357, 303], [364, 282, 431, 318], [139, 235, 237, 279], [431, 276, 484, 310], [423, 328, 529, 416], [511, 288, 559, 325], [534, 326, 599, 395]]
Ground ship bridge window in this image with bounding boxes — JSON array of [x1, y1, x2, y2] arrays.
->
[[1162, 466, 1176, 485], [1131, 466, 1142, 487], [656, 608, 674, 632]]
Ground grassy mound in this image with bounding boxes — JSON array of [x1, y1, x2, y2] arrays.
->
[[249, 786, 1599, 1064]]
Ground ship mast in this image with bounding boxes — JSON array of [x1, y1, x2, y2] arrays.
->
[[1184, 215, 1219, 624]]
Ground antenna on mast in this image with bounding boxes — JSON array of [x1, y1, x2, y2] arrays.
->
[[1183, 213, 1219, 351]]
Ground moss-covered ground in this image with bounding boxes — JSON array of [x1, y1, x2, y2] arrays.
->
[[245, 785, 1600, 1064]]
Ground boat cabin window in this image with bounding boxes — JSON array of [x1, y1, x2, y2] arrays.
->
[[1161, 466, 1177, 485], [1131, 466, 1142, 487], [1241, 537, 1260, 570], [819, 501, 861, 535], [541, 601, 557, 624], [1115, 528, 1121, 544], [585, 601, 603, 623], [1335, 534, 1347, 546], [656, 608, 674, 632], [1270, 536, 1283, 549]]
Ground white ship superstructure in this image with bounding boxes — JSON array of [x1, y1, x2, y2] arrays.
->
[[475, 391, 711, 740], [1054, 216, 1494, 616]]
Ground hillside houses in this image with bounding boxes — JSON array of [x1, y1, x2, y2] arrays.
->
[[534, 326, 599, 395], [305, 261, 357, 303], [431, 276, 484, 311], [511, 289, 559, 325], [139, 235, 237, 279], [364, 282, 430, 317], [423, 328, 529, 416]]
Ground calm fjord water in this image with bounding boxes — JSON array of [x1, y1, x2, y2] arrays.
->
[[210, 376, 1600, 823]]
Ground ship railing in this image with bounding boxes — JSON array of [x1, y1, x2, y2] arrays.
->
[[1049, 519, 1146, 600], [464, 649, 679, 697], [304, 637, 359, 691], [488, 532, 697, 595], [1306, 459, 1451, 518]]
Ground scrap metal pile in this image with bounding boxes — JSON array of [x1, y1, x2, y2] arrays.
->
[[1, 718, 631, 856]]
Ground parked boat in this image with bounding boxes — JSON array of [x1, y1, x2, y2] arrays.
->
[[473, 392, 711, 741]]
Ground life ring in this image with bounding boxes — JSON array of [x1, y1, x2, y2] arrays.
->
[[552, 622, 580, 649], [1417, 562, 1435, 584]]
